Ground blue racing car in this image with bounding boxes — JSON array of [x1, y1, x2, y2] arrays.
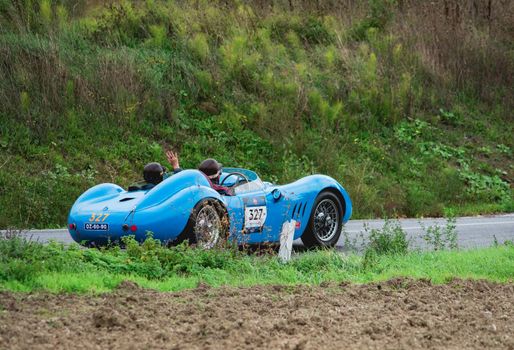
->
[[68, 168, 352, 248]]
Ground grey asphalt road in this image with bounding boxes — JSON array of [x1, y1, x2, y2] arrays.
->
[[11, 213, 514, 251]]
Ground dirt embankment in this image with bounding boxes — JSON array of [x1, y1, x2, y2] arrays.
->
[[1, 279, 513, 349]]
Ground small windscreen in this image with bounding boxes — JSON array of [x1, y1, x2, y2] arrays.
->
[[221, 168, 259, 181], [233, 180, 265, 195]]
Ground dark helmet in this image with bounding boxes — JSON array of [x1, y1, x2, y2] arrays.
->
[[143, 162, 165, 185], [198, 158, 222, 178]]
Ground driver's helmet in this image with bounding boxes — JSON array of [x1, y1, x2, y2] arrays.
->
[[198, 158, 222, 183], [143, 162, 166, 185]]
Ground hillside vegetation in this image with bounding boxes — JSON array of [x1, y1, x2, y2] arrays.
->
[[0, 0, 513, 228]]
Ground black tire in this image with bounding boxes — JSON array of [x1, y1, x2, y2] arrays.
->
[[301, 191, 344, 248], [171, 199, 228, 249]]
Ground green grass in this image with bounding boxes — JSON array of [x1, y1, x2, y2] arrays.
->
[[446, 200, 514, 218], [1, 235, 513, 294], [367, 247, 514, 283]]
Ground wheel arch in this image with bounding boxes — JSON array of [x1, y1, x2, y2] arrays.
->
[[320, 187, 346, 221], [200, 197, 229, 221], [202, 198, 230, 238], [170, 196, 229, 246], [319, 185, 352, 223], [300, 188, 345, 248]]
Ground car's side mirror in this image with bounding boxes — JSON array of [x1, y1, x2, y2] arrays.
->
[[272, 189, 282, 201]]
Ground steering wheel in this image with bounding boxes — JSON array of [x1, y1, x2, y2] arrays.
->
[[220, 172, 250, 187]]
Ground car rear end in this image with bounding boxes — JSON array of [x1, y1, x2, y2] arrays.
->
[[68, 191, 146, 246]]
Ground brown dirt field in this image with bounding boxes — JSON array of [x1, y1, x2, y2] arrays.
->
[[1, 279, 514, 350]]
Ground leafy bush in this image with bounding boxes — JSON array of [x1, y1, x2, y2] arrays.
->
[[420, 216, 458, 251], [458, 166, 511, 203], [367, 221, 410, 255], [362, 220, 410, 267]]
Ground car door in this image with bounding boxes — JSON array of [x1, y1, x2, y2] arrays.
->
[[224, 183, 286, 244]]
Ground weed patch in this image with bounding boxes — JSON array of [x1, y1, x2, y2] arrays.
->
[[420, 216, 458, 251]]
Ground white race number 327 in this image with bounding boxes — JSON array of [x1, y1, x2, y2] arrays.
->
[[244, 206, 267, 228]]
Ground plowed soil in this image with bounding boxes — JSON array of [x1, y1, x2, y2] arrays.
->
[[1, 279, 514, 349]]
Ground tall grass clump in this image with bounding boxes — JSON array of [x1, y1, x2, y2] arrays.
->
[[360, 220, 410, 268]]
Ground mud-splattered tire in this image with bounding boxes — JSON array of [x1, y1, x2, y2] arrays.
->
[[301, 191, 343, 248], [173, 199, 228, 249]]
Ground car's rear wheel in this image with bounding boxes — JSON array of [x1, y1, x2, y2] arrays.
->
[[173, 199, 228, 249], [301, 191, 343, 248], [193, 203, 223, 249]]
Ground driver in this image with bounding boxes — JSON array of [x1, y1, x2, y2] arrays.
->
[[198, 158, 233, 196], [167, 150, 233, 196]]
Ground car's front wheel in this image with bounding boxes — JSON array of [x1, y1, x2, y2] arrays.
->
[[301, 191, 343, 248]]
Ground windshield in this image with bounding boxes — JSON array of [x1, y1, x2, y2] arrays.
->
[[221, 168, 259, 181], [220, 168, 264, 194], [233, 178, 265, 195]]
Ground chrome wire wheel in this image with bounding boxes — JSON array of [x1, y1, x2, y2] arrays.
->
[[313, 198, 340, 242], [194, 205, 221, 249]]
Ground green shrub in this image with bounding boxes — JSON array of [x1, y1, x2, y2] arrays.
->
[[349, 0, 394, 41], [420, 216, 458, 251], [189, 32, 210, 62], [368, 220, 410, 255], [362, 220, 410, 267]]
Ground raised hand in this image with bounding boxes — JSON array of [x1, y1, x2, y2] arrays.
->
[[165, 150, 180, 170]]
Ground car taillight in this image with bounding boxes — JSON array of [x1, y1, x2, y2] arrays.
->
[[69, 223, 76, 230], [130, 225, 137, 232]]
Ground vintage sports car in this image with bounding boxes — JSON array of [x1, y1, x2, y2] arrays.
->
[[68, 168, 352, 248]]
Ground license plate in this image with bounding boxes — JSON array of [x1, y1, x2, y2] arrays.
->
[[84, 223, 109, 231]]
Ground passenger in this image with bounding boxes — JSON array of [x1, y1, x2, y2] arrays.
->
[[128, 151, 182, 191], [143, 151, 183, 185], [143, 162, 166, 185]]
